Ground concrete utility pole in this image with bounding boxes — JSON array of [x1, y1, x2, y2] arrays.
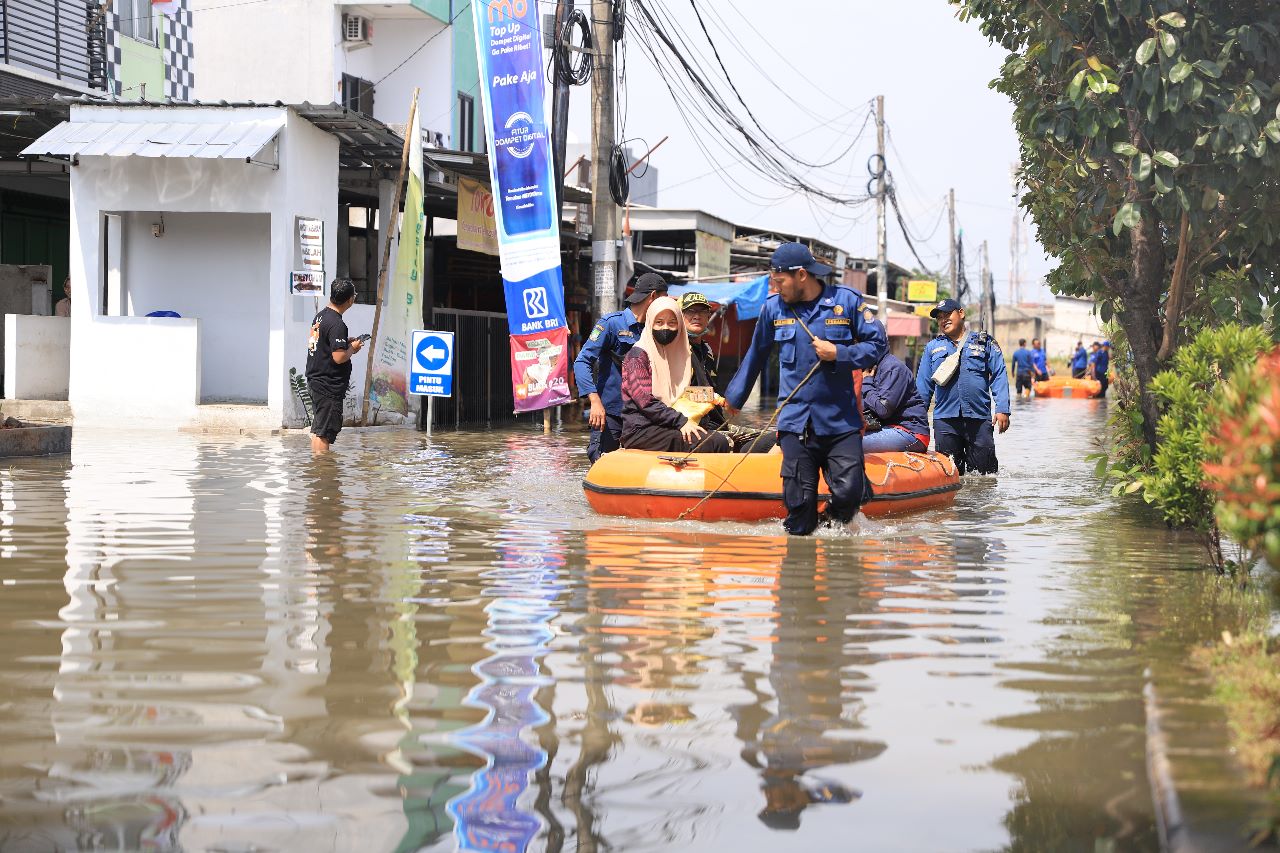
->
[[948, 188, 957, 297], [979, 239, 993, 334], [589, 0, 618, 317], [875, 95, 888, 318], [1009, 164, 1021, 306]]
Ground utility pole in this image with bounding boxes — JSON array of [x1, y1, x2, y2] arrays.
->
[[980, 239, 992, 334], [550, 0, 572, 215], [875, 95, 888, 318], [1009, 163, 1020, 306], [948, 188, 957, 299], [590, 0, 618, 317]]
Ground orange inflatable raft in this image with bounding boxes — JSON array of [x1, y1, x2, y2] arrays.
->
[[583, 449, 961, 522], [1033, 376, 1102, 398]]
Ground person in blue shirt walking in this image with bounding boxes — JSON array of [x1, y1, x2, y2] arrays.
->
[[724, 243, 887, 535], [916, 298, 1011, 474], [574, 273, 667, 463], [861, 326, 930, 453], [1089, 341, 1111, 397], [1011, 338, 1036, 397], [1030, 337, 1050, 382], [1070, 341, 1088, 379]]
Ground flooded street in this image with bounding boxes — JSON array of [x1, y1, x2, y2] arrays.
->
[[0, 399, 1273, 852]]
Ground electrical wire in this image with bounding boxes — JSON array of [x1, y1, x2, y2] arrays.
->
[[555, 8, 593, 86]]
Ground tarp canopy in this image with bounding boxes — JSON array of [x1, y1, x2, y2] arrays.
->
[[668, 275, 770, 321]]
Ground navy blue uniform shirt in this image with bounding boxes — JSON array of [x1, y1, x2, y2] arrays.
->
[[915, 331, 1011, 419], [1071, 347, 1088, 370], [573, 307, 642, 416], [725, 284, 887, 435], [1011, 347, 1035, 374], [1031, 348, 1048, 374], [1095, 349, 1111, 376]]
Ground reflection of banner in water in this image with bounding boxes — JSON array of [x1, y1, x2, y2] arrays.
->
[[448, 529, 562, 852], [472, 0, 572, 413]]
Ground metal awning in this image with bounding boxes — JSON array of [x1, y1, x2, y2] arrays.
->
[[21, 117, 284, 166]]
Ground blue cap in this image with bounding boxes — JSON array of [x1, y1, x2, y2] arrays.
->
[[1102, 340, 1111, 347], [770, 242, 833, 278], [929, 298, 964, 318]]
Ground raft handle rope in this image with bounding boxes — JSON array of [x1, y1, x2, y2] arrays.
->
[[675, 359, 822, 521]]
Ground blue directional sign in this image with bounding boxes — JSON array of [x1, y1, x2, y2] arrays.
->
[[409, 330, 454, 397]]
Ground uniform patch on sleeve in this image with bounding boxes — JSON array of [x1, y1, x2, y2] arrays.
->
[[589, 326, 603, 341], [834, 305, 844, 316], [773, 318, 796, 326], [863, 307, 875, 323], [825, 318, 850, 325]]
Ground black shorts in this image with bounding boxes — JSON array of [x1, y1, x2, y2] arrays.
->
[[1015, 371, 1034, 394], [309, 387, 344, 443]]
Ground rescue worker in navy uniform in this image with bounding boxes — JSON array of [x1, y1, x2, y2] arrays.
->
[[915, 298, 1011, 474], [573, 273, 667, 463], [724, 243, 888, 536]]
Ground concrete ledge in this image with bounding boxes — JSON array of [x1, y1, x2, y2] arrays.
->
[[0, 420, 71, 457], [0, 400, 73, 425]]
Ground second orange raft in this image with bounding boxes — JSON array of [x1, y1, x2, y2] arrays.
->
[[1033, 376, 1103, 398], [583, 449, 960, 522]]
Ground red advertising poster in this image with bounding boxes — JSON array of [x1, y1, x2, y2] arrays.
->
[[510, 328, 571, 411]]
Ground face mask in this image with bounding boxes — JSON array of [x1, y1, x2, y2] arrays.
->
[[652, 329, 679, 346]]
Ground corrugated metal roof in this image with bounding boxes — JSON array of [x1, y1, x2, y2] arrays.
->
[[21, 117, 284, 161]]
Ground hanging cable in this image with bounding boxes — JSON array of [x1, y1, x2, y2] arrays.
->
[[609, 144, 630, 205], [555, 8, 593, 86]]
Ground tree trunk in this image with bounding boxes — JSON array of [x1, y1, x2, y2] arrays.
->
[[1119, 202, 1167, 452]]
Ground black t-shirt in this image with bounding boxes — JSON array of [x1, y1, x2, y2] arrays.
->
[[305, 307, 352, 399]]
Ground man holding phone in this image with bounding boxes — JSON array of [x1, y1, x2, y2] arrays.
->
[[306, 278, 365, 453]]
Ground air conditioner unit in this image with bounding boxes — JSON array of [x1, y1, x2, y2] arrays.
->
[[343, 14, 371, 47]]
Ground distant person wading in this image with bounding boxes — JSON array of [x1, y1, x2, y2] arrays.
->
[[305, 278, 365, 454]]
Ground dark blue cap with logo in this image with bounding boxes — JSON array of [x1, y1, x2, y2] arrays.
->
[[770, 242, 833, 278], [929, 298, 964, 318]]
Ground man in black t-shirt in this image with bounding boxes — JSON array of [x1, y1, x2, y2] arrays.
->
[[305, 278, 364, 453]]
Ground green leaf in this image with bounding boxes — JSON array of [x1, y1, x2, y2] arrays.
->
[[1264, 119, 1280, 143], [1194, 60, 1223, 79], [1087, 71, 1108, 95], [1094, 455, 1109, 479], [1112, 202, 1142, 235], [1202, 186, 1219, 210], [1169, 61, 1193, 84], [1136, 37, 1157, 65], [1112, 482, 1125, 497], [1152, 150, 1180, 168], [1187, 77, 1204, 102], [1159, 31, 1178, 58], [1135, 153, 1153, 181], [1125, 479, 1145, 494], [1112, 141, 1140, 157], [1158, 12, 1187, 28], [1154, 171, 1173, 194], [1067, 69, 1088, 103]]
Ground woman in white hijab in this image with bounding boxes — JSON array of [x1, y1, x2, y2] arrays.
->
[[619, 296, 732, 452]]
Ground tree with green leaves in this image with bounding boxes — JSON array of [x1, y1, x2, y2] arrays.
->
[[952, 0, 1280, 449]]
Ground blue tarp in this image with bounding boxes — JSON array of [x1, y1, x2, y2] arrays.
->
[[668, 275, 770, 321]]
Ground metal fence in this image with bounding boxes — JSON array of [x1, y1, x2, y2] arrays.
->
[[425, 308, 540, 430], [0, 1, 98, 89]]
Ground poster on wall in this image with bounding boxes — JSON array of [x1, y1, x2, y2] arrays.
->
[[368, 102, 425, 417], [298, 218, 324, 273], [472, 0, 572, 413], [290, 270, 323, 295], [457, 177, 500, 257]]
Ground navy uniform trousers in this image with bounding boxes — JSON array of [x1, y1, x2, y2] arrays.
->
[[934, 417, 998, 475], [779, 428, 866, 536]]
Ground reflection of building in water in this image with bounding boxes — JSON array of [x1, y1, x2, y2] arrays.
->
[[736, 539, 887, 832], [446, 527, 561, 853]]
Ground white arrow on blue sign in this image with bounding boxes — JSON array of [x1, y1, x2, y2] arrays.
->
[[409, 329, 454, 397]]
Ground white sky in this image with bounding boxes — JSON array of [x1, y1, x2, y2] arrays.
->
[[565, 0, 1056, 303]]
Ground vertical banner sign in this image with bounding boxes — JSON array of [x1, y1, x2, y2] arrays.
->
[[370, 105, 426, 417], [473, 0, 572, 412]]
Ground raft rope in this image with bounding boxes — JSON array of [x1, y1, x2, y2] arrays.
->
[[864, 450, 957, 487], [675, 359, 822, 520]]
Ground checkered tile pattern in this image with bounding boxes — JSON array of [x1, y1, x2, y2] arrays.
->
[[164, 1, 195, 102], [105, 10, 124, 96]]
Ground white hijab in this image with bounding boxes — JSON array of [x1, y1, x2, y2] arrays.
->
[[635, 296, 692, 406]]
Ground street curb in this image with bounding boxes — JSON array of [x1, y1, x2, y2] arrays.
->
[[1145, 673, 1189, 853]]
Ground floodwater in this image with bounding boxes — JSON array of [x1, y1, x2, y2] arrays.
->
[[0, 399, 1274, 852]]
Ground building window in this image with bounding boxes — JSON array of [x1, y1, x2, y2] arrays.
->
[[118, 0, 156, 44], [341, 74, 376, 117], [458, 93, 475, 152]]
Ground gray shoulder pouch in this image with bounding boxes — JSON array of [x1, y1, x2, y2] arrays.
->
[[931, 347, 962, 387]]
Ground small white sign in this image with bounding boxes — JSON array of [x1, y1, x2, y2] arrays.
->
[[298, 218, 324, 272]]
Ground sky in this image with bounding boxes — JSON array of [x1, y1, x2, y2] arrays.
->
[[563, 0, 1056, 303]]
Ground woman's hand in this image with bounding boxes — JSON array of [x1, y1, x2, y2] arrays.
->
[[680, 420, 707, 444]]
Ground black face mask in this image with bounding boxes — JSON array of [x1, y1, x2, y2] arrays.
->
[[652, 329, 679, 346]]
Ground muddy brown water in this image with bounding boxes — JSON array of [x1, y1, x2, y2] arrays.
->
[[0, 398, 1274, 852]]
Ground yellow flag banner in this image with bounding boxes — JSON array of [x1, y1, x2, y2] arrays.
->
[[370, 109, 424, 416], [457, 177, 499, 256]]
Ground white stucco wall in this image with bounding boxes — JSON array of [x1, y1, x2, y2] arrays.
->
[[339, 15, 451, 136], [1048, 297, 1107, 357], [3, 314, 71, 401], [67, 105, 339, 429], [121, 212, 271, 403], [192, 0, 337, 104]]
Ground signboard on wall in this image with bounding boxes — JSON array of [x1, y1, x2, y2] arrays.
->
[[694, 231, 731, 281], [298, 218, 324, 273], [290, 270, 323, 295], [472, 0, 572, 413], [906, 280, 938, 303], [457, 177, 500, 256]]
